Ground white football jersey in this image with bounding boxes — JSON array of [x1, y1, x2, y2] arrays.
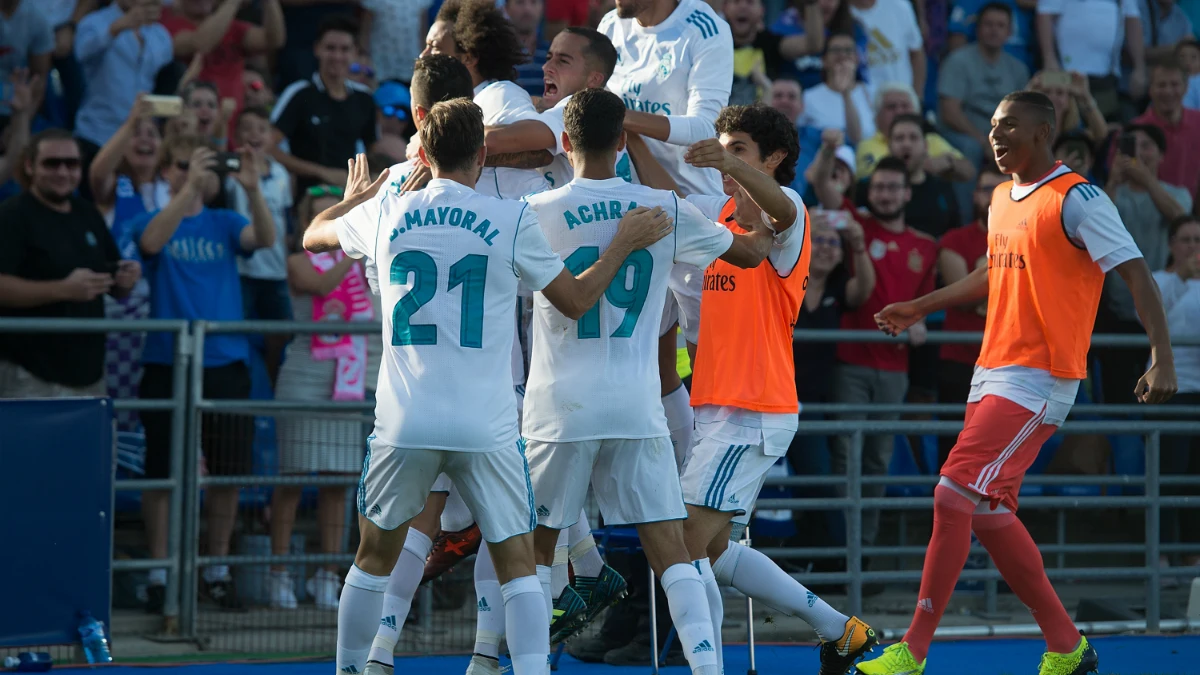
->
[[475, 80, 554, 200], [336, 178, 565, 451], [600, 0, 733, 196], [521, 177, 734, 442], [538, 94, 635, 189]]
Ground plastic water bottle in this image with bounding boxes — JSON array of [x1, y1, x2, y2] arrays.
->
[[77, 613, 113, 664], [3, 652, 52, 672]]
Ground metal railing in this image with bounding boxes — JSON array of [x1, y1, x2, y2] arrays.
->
[[2, 318, 1198, 655]]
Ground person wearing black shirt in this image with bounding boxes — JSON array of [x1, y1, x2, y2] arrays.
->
[[0, 129, 141, 397], [855, 113, 960, 239], [785, 210, 874, 577], [270, 14, 377, 191]]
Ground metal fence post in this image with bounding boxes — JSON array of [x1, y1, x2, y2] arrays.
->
[[163, 323, 192, 633], [180, 322, 207, 637], [1144, 430, 1161, 632], [847, 430, 864, 616]]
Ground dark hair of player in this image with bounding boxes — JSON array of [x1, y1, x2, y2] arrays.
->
[[561, 27, 619, 80], [411, 55, 475, 110], [872, 156, 911, 186], [453, 0, 529, 83], [1000, 90, 1058, 138], [419, 99, 486, 174], [714, 103, 800, 187], [564, 88, 626, 154]]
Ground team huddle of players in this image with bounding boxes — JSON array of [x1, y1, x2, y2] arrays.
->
[[300, 0, 1180, 674]]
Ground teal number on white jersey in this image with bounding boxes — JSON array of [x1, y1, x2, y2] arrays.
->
[[521, 177, 734, 443]]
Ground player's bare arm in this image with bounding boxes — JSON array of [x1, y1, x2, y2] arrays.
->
[[875, 265, 989, 336], [484, 121, 558, 155], [541, 206, 674, 318], [625, 132, 683, 195], [717, 188, 774, 268], [1114, 257, 1178, 403], [685, 138, 797, 230], [304, 154, 391, 253], [485, 150, 555, 169]]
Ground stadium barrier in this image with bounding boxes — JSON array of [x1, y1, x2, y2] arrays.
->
[[1, 318, 1198, 656]]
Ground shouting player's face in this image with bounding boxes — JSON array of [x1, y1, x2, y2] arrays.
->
[[422, 21, 460, 59], [989, 99, 1048, 176], [543, 33, 596, 107]]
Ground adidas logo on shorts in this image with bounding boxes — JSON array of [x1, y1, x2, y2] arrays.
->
[[536, 505, 550, 517], [692, 640, 714, 653], [341, 667, 360, 674], [368, 504, 382, 518], [380, 615, 396, 630]]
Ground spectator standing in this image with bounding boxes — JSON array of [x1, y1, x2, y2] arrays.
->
[[1130, 58, 1200, 200], [228, 107, 293, 385], [848, 0, 924, 96], [73, 0, 174, 157], [1140, 0, 1194, 62], [0, 129, 141, 398], [508, 0, 551, 97], [89, 96, 170, 223], [271, 15, 375, 190], [1154, 215, 1200, 572], [769, 77, 826, 194], [934, 165, 1002, 466], [769, 0, 869, 89], [785, 208, 875, 573], [267, 185, 382, 611], [830, 156, 937, 555], [1029, 69, 1111, 146], [162, 0, 286, 137], [1036, 0, 1146, 119], [947, 0, 1035, 69], [805, 126, 859, 207], [726, 0, 787, 106], [1098, 123, 1191, 407], [372, 81, 412, 161], [856, 82, 971, 181], [856, 113, 959, 238], [0, 0, 52, 121], [361, 0, 431, 85], [128, 135, 275, 613], [276, 0, 347, 87], [937, 2, 1029, 172], [800, 33, 875, 144]]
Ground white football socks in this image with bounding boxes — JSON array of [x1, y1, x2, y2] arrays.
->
[[367, 529, 432, 665], [473, 543, 505, 659], [568, 510, 604, 578], [502, 575, 550, 675], [536, 564, 553, 627], [552, 529, 570, 599], [661, 563, 719, 675], [696, 558, 724, 675], [712, 541, 848, 642], [336, 565, 389, 674]]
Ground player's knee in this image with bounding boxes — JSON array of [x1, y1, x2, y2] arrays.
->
[[354, 519, 407, 576]]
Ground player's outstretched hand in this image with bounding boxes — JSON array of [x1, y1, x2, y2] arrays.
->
[[400, 164, 432, 193], [344, 153, 390, 205], [1134, 360, 1177, 404], [614, 206, 673, 251], [874, 301, 923, 337], [684, 139, 731, 173]]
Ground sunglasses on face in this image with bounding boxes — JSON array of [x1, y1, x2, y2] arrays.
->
[[307, 185, 345, 198], [380, 105, 408, 120], [40, 157, 81, 170], [350, 63, 376, 78]]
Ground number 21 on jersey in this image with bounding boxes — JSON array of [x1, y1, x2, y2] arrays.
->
[[563, 246, 653, 339], [391, 251, 487, 348]]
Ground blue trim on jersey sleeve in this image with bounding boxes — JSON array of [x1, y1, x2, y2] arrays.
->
[[512, 201, 530, 278]]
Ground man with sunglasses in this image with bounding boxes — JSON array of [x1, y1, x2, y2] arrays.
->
[[0, 129, 141, 398]]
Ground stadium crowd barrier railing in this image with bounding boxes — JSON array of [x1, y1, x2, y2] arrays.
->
[[2, 318, 1198, 650]]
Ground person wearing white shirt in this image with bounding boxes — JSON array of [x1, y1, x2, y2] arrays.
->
[[1151, 216, 1200, 571], [303, 101, 673, 675], [524, 88, 776, 675], [849, 0, 925, 95], [1037, 0, 1147, 115], [599, 0, 734, 197], [800, 33, 876, 145]]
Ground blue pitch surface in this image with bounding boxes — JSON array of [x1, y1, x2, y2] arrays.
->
[[70, 636, 1200, 674]]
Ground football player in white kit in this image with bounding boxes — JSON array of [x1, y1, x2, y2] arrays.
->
[[304, 101, 674, 675], [522, 88, 777, 675]]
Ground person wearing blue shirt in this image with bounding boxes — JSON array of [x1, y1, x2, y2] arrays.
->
[[946, 0, 1035, 69], [126, 135, 277, 615], [770, 0, 870, 89]]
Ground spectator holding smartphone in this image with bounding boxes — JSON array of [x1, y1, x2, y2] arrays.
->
[[126, 134, 276, 613], [0, 129, 141, 398]]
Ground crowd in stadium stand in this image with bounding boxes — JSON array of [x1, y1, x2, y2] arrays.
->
[[0, 0, 1197, 635]]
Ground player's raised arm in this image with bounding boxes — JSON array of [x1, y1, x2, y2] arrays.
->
[[621, 26, 732, 145], [304, 154, 390, 253], [685, 137, 796, 231], [539, 206, 675, 318]]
